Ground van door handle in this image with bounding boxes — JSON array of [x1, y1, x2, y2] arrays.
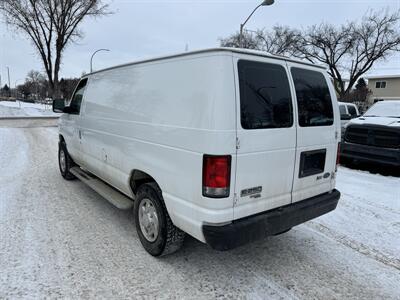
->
[[78, 130, 82, 139]]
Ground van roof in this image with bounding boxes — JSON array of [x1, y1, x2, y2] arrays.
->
[[85, 47, 326, 77]]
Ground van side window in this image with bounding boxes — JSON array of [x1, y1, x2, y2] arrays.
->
[[69, 79, 88, 114], [291, 68, 333, 127], [238, 60, 293, 129]]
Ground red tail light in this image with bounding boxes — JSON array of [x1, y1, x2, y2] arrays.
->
[[202, 155, 231, 198], [336, 142, 340, 170]]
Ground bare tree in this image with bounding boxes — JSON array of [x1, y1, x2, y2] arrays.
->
[[0, 0, 111, 98], [59, 77, 79, 99], [293, 22, 354, 97], [294, 10, 400, 98], [254, 26, 300, 56], [220, 30, 261, 50], [220, 25, 298, 56], [26, 70, 46, 85], [220, 9, 400, 100], [24, 70, 47, 99]]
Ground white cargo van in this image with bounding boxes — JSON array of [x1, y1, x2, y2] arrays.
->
[[53, 48, 341, 256]]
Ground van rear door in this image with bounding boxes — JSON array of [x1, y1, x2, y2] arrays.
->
[[287, 63, 339, 202], [233, 57, 297, 220]]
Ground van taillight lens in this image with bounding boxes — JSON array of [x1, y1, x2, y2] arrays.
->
[[202, 155, 231, 198], [336, 143, 340, 170]]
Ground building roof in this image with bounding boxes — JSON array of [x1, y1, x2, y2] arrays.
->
[[365, 74, 400, 80], [86, 47, 326, 77]]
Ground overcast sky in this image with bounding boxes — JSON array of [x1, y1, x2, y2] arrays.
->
[[1, 0, 399, 86]]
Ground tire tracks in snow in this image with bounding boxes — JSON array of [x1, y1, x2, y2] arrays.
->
[[340, 191, 400, 217], [305, 221, 400, 271]]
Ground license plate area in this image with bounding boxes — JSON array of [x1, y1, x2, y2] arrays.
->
[[299, 149, 326, 178]]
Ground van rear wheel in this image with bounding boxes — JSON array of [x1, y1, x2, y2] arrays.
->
[[134, 183, 185, 256], [58, 142, 76, 180]]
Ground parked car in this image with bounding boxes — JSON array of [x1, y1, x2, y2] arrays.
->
[[53, 48, 341, 256], [338, 102, 360, 137], [341, 100, 400, 167]]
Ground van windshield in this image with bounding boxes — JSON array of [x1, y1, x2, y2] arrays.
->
[[238, 60, 293, 130], [291, 68, 334, 127]]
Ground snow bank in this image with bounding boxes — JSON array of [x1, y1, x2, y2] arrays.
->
[[0, 101, 60, 117]]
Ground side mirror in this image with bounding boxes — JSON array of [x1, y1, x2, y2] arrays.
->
[[53, 98, 65, 113], [340, 113, 351, 121]]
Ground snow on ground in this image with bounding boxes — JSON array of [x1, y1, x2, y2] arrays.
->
[[310, 167, 400, 269], [0, 124, 399, 299], [0, 101, 60, 117]]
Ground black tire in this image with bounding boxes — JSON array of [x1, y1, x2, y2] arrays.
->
[[58, 142, 76, 180], [134, 182, 185, 256]]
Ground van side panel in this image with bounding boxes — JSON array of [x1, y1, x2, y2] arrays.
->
[[80, 54, 236, 242]]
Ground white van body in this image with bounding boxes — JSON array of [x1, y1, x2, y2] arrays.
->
[[57, 48, 341, 254]]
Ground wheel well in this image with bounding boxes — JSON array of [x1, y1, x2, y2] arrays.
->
[[130, 170, 158, 195]]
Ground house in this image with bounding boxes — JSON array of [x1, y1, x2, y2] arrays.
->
[[366, 75, 400, 104]]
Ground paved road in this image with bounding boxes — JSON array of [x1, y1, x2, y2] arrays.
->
[[0, 116, 58, 128], [1, 125, 399, 299]]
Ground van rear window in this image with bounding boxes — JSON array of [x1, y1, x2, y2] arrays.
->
[[238, 60, 293, 130], [291, 68, 333, 127]]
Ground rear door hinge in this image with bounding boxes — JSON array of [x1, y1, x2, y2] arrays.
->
[[236, 137, 240, 150], [233, 193, 238, 207]]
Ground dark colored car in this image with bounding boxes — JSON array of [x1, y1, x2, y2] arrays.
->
[[341, 101, 400, 167]]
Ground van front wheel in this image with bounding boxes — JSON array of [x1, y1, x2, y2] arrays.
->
[[134, 183, 185, 256], [58, 142, 76, 180]]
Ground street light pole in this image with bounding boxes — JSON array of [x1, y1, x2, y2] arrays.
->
[[15, 78, 23, 88], [239, 0, 274, 48], [14, 78, 23, 108], [7, 66, 11, 88], [90, 49, 110, 73]]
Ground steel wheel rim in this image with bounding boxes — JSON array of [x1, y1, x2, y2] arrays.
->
[[138, 198, 159, 242], [59, 149, 66, 173]]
